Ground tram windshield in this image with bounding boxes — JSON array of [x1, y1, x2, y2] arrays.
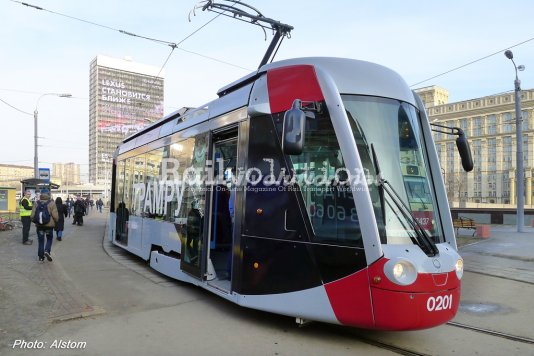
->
[[342, 95, 443, 245]]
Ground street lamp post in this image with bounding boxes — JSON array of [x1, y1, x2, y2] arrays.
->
[[504, 50, 525, 232], [34, 93, 72, 179]]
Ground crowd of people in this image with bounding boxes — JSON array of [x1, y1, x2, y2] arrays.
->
[[19, 190, 106, 262]]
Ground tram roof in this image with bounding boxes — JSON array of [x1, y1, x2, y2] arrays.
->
[[218, 57, 415, 106], [119, 57, 415, 155]]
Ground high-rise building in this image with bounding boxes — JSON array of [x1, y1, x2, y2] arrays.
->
[[52, 162, 81, 186], [89, 55, 164, 185]]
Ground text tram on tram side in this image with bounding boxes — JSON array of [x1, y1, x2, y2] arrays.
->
[[109, 57, 473, 331]]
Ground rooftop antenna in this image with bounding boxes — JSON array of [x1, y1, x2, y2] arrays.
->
[[190, 0, 294, 69]]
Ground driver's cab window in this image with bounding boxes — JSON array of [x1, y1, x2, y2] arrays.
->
[[288, 104, 362, 247]]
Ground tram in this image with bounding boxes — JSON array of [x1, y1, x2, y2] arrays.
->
[[109, 57, 472, 330]]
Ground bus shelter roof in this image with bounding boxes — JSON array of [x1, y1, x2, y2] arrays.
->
[[20, 178, 60, 190]]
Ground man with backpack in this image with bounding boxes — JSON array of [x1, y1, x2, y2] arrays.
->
[[30, 190, 59, 262]]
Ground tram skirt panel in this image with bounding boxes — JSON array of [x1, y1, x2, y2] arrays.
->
[[323, 269, 375, 328]]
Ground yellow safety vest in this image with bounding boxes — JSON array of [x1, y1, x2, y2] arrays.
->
[[19, 197, 32, 217]]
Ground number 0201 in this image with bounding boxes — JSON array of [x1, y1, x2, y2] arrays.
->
[[426, 294, 453, 312]]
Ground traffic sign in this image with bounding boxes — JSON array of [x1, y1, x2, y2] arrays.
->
[[38, 168, 50, 183]]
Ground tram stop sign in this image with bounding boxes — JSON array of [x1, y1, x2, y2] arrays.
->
[[38, 168, 50, 183]]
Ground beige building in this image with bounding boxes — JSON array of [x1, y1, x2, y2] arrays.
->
[[414, 86, 449, 108], [420, 87, 534, 208], [52, 162, 81, 186], [0, 164, 33, 189]]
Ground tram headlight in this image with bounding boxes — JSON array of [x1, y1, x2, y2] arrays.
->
[[455, 258, 464, 280], [393, 263, 404, 279], [384, 259, 417, 286]]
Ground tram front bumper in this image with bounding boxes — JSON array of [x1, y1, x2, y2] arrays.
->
[[370, 285, 461, 330]]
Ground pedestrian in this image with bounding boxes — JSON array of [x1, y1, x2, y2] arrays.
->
[[65, 197, 72, 218], [96, 198, 103, 213], [30, 191, 59, 262], [73, 196, 86, 226], [19, 190, 33, 245], [84, 198, 90, 215], [54, 197, 68, 241]]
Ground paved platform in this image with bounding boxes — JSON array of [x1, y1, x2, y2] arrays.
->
[[1, 215, 534, 355], [458, 225, 534, 284], [0, 213, 108, 339]]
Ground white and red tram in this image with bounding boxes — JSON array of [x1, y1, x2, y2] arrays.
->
[[109, 57, 470, 330]]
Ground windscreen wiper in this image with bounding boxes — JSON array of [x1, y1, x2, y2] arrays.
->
[[370, 144, 439, 256]]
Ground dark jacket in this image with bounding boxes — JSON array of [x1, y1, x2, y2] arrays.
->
[[74, 200, 86, 215], [54, 203, 68, 231], [30, 194, 59, 229]]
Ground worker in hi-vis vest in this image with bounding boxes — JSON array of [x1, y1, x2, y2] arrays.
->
[[19, 190, 33, 245]]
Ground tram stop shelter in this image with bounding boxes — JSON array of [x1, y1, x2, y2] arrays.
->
[[20, 178, 60, 199], [0, 187, 17, 213]]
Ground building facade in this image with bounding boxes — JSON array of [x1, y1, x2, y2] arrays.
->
[[52, 162, 81, 186], [414, 85, 449, 109], [89, 55, 164, 185], [0, 164, 33, 189], [421, 88, 534, 208]]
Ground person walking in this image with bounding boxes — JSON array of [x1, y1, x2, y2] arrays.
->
[[73, 196, 86, 226], [96, 198, 103, 213], [19, 190, 33, 245], [54, 197, 68, 241], [30, 191, 59, 262], [65, 197, 72, 218]]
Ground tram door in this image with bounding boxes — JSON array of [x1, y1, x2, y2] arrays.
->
[[209, 129, 238, 287], [180, 133, 210, 279]]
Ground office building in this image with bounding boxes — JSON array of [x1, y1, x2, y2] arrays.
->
[[419, 87, 534, 207], [415, 85, 449, 109], [89, 55, 164, 185]]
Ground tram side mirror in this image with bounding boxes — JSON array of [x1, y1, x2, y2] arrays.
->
[[455, 129, 474, 172], [282, 99, 306, 155]]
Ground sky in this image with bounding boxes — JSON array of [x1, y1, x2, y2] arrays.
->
[[1, 0, 534, 182]]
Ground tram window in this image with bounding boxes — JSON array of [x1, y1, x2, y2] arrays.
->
[[119, 134, 209, 225], [286, 106, 363, 248], [342, 95, 444, 243], [164, 139, 196, 222], [144, 148, 165, 219], [404, 177, 432, 205], [123, 158, 133, 215], [165, 134, 208, 225], [130, 154, 146, 216], [180, 134, 208, 268]]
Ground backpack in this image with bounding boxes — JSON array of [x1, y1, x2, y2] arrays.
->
[[32, 201, 51, 226]]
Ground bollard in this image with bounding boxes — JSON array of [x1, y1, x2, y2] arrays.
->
[[475, 225, 491, 238]]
